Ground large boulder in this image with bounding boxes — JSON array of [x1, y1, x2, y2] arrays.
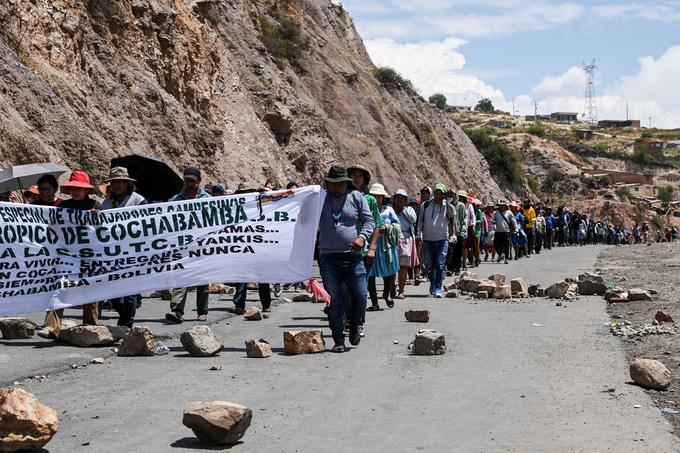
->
[[105, 325, 130, 342], [488, 274, 506, 287], [283, 330, 324, 355], [404, 310, 430, 323], [411, 330, 446, 355], [245, 339, 272, 358], [183, 401, 252, 446], [510, 278, 528, 295], [630, 359, 671, 390], [493, 285, 512, 299], [656, 311, 674, 324], [628, 288, 652, 301], [58, 325, 115, 347], [180, 326, 223, 357], [0, 388, 59, 452], [117, 326, 155, 356], [0, 318, 37, 339]]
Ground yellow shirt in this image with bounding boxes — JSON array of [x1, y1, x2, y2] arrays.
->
[[523, 207, 536, 229]]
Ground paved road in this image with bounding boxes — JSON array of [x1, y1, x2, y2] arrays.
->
[[6, 246, 679, 452]]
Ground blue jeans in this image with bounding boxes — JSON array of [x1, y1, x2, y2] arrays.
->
[[423, 240, 448, 291], [319, 253, 368, 346]]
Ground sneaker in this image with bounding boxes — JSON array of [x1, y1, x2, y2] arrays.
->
[[349, 327, 361, 346], [196, 314, 208, 322], [496, 254, 503, 263], [165, 312, 183, 323], [434, 290, 443, 298], [358, 325, 365, 337], [504, 259, 509, 264], [273, 284, 282, 298], [331, 344, 346, 353], [262, 307, 272, 313], [225, 307, 245, 315], [429, 283, 435, 295]]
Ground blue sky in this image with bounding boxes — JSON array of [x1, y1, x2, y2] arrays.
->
[[336, 0, 680, 128]]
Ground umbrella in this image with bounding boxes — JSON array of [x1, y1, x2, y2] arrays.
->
[[111, 152, 183, 201], [0, 162, 68, 193]]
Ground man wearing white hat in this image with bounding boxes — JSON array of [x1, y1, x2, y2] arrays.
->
[[102, 167, 147, 327]]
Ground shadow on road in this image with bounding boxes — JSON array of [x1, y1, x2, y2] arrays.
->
[[171, 437, 241, 450]]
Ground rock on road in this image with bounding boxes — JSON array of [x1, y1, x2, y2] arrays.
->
[[6, 246, 679, 452]]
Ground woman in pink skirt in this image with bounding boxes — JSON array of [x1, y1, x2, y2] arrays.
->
[[393, 189, 418, 299]]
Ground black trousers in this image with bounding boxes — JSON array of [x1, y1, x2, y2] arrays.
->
[[233, 283, 271, 310], [494, 232, 510, 258], [448, 235, 464, 272]]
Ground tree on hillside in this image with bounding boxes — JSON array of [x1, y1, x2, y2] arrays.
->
[[475, 98, 494, 113], [428, 93, 447, 110], [658, 185, 674, 206]]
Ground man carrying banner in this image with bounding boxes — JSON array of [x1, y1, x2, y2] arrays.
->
[[165, 167, 212, 324], [102, 167, 146, 327], [36, 171, 102, 340], [318, 165, 375, 353]]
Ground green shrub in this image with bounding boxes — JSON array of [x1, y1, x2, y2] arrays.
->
[[374, 66, 416, 94], [428, 93, 447, 110], [631, 147, 651, 166], [464, 128, 524, 188], [657, 185, 674, 205], [615, 186, 633, 201], [526, 123, 546, 138], [526, 175, 540, 194], [260, 16, 308, 66]]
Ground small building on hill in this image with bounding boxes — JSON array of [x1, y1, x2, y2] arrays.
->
[[524, 114, 550, 122], [584, 168, 654, 185], [550, 112, 578, 122], [634, 139, 665, 154], [598, 119, 641, 129], [575, 129, 595, 140]]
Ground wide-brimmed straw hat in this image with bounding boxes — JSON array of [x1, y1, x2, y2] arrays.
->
[[346, 164, 371, 184], [457, 189, 468, 198], [369, 183, 389, 197], [105, 166, 136, 183], [324, 165, 352, 183], [496, 199, 509, 207], [61, 171, 96, 194]]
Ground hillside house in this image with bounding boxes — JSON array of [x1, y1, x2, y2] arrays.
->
[[584, 168, 654, 185], [634, 139, 665, 155], [550, 112, 578, 122], [598, 119, 641, 129], [575, 129, 595, 140]]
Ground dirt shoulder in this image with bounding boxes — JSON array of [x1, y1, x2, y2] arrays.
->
[[597, 242, 680, 434]]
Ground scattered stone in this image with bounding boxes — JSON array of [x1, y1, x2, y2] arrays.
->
[[208, 283, 228, 294], [180, 326, 223, 357], [105, 325, 129, 342], [493, 285, 512, 300], [283, 330, 324, 355], [477, 291, 489, 299], [510, 278, 528, 294], [459, 278, 483, 294], [404, 310, 430, 323], [445, 290, 459, 299], [393, 339, 399, 344], [536, 288, 545, 297], [59, 326, 115, 347], [630, 359, 671, 391], [0, 318, 37, 339], [183, 401, 252, 446], [652, 319, 660, 326], [577, 273, 607, 295], [628, 288, 652, 301], [117, 326, 155, 356], [605, 287, 629, 302], [656, 311, 675, 324], [292, 294, 313, 302], [209, 365, 222, 371], [488, 274, 506, 286], [0, 387, 59, 452], [528, 284, 541, 297], [410, 329, 446, 356], [546, 281, 569, 299], [476, 280, 497, 294], [556, 301, 563, 307], [610, 323, 677, 337], [245, 339, 272, 358], [90, 357, 105, 365], [611, 314, 623, 319], [243, 307, 263, 321]]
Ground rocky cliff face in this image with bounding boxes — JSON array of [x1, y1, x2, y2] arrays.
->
[[0, 0, 503, 199]]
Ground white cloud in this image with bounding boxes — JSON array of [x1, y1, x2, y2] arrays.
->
[[591, 2, 680, 22], [532, 66, 585, 97], [365, 38, 505, 102]]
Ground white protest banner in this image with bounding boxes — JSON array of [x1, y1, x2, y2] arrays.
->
[[0, 185, 325, 315]]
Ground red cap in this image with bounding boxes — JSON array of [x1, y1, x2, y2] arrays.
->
[[61, 171, 95, 190]]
